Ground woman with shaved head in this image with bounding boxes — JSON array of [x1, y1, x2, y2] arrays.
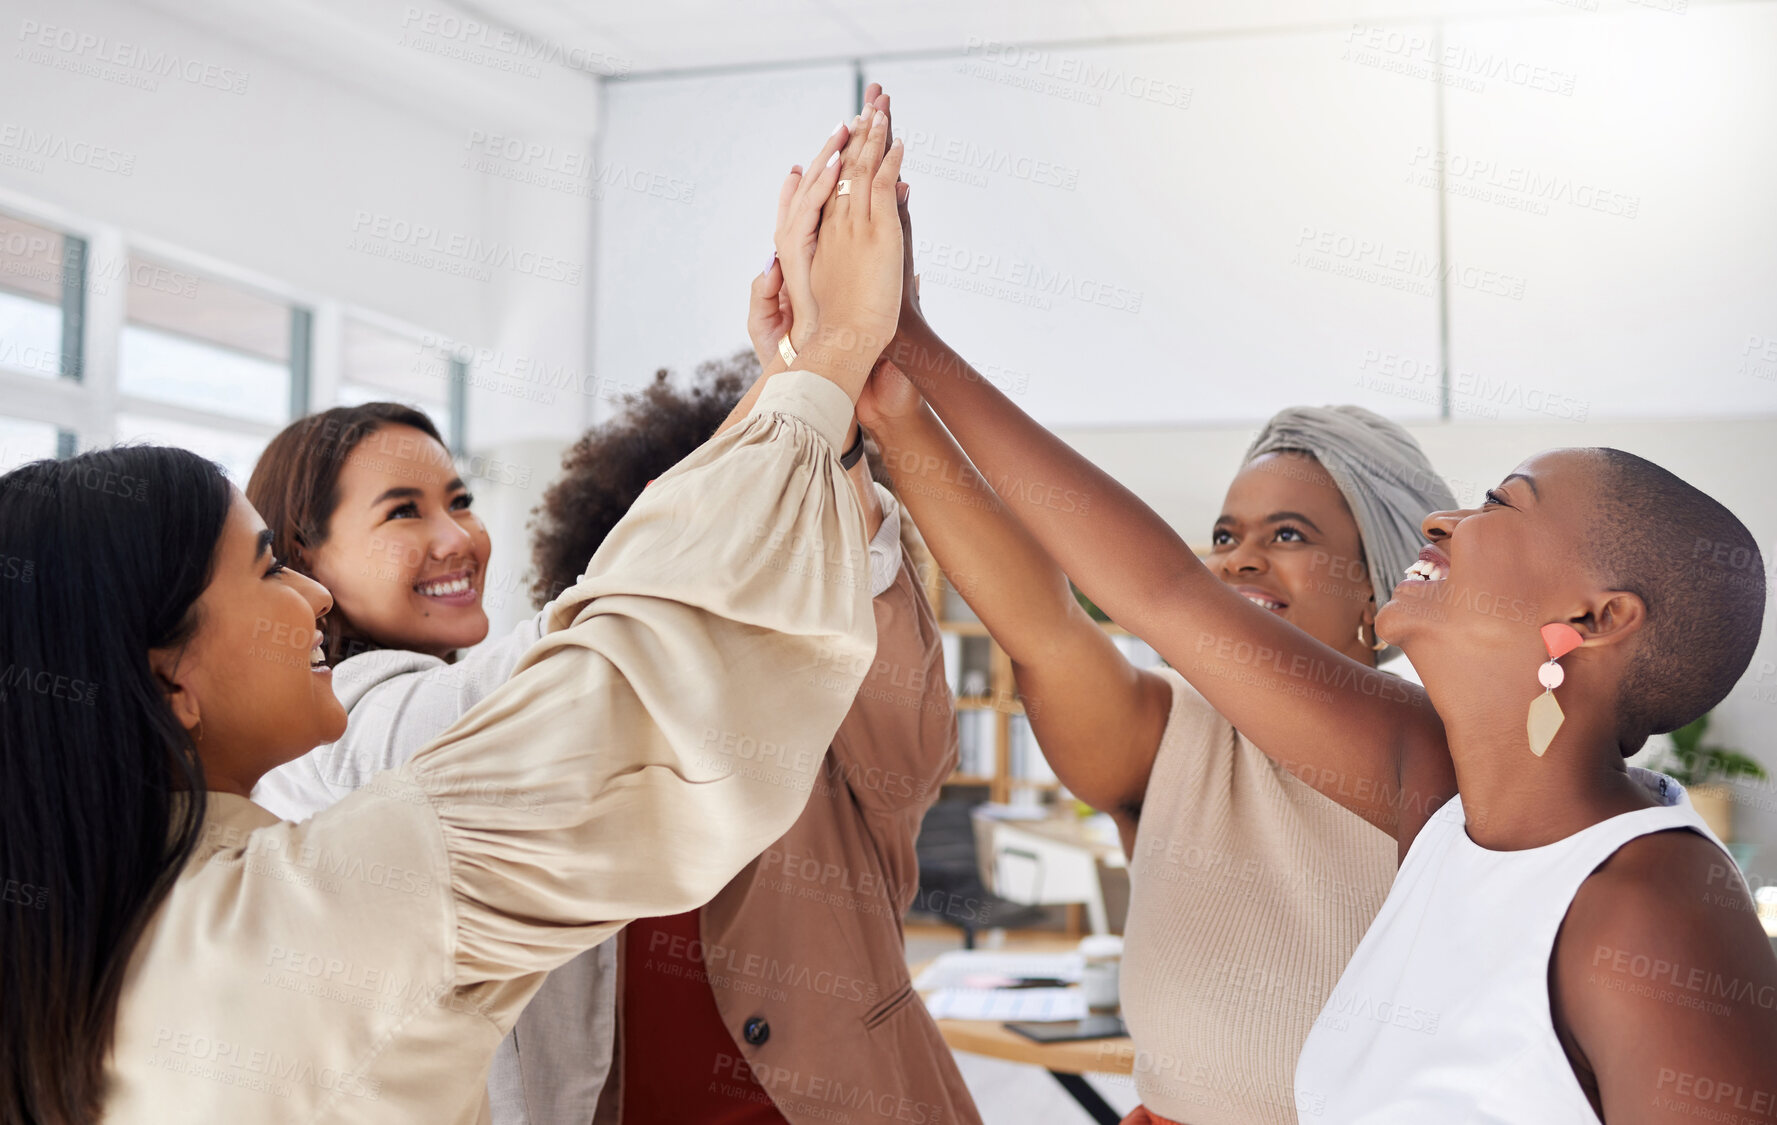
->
[[819, 85, 1776, 1125]]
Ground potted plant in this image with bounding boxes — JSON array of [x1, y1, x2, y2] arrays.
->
[[1649, 712, 1767, 842]]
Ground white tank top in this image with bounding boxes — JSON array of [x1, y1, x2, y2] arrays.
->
[[1294, 767, 1725, 1123]]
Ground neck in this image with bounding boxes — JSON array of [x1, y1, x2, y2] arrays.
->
[[1430, 672, 1652, 849], [1331, 627, 1381, 668], [193, 746, 263, 799]]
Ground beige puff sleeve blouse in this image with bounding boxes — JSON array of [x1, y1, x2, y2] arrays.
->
[[102, 371, 878, 1124]]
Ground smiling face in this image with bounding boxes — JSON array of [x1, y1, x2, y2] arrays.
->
[[304, 424, 491, 660], [1211, 452, 1381, 665], [159, 489, 348, 794], [1379, 449, 1599, 674]]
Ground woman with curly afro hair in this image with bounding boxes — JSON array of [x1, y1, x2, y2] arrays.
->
[[517, 346, 977, 1121]]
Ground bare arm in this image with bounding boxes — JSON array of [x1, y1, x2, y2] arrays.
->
[[1552, 831, 1777, 1121], [883, 284, 1448, 842], [862, 372, 1168, 845]]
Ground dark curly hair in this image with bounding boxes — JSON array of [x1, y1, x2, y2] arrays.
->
[[528, 352, 756, 608]]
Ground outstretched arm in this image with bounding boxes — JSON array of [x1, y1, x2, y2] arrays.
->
[[860, 363, 1169, 849], [878, 205, 1448, 843]]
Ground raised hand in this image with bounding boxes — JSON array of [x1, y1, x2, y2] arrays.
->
[[887, 177, 924, 354], [746, 193, 797, 374], [793, 108, 905, 402], [770, 121, 852, 361]]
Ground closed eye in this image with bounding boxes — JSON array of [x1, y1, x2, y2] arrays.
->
[[1483, 489, 1511, 508]]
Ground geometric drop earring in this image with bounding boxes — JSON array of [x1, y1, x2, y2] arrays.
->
[[1526, 622, 1583, 758]]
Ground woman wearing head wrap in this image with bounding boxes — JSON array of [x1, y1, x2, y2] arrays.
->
[[857, 367, 1453, 1125]]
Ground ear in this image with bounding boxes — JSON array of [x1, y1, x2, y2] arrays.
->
[[147, 643, 203, 734], [1569, 590, 1646, 649], [1360, 594, 1378, 628]]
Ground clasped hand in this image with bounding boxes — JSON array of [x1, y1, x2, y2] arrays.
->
[[748, 86, 906, 404]]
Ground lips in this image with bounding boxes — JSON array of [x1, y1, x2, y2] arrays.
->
[[414, 567, 479, 607], [1232, 584, 1289, 613], [1401, 544, 1450, 583], [309, 629, 329, 673]]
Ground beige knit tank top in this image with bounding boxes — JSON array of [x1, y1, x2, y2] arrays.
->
[[1119, 668, 1398, 1125]]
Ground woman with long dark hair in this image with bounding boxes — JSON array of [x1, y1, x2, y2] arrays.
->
[[0, 107, 907, 1123], [0, 448, 248, 1123]]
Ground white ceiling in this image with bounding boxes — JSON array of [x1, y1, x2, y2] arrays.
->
[[451, 0, 1730, 77], [138, 0, 1752, 133]]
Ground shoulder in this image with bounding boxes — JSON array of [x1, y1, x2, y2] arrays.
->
[[1142, 665, 1238, 781], [1150, 666, 1224, 738], [1563, 826, 1748, 955], [1552, 827, 1777, 1098]]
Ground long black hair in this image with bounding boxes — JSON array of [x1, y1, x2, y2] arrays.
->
[[0, 446, 231, 1123]]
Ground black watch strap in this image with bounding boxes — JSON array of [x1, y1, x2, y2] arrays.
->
[[839, 427, 866, 470]]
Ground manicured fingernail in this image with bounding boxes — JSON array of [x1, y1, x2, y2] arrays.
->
[[896, 181, 909, 203], [874, 110, 887, 128], [833, 121, 846, 137], [826, 151, 840, 167], [763, 249, 777, 276]]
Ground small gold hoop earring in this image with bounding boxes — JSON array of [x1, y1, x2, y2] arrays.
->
[[192, 719, 204, 745], [1357, 622, 1387, 652]]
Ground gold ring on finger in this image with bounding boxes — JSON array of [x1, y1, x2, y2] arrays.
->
[[836, 179, 852, 197]]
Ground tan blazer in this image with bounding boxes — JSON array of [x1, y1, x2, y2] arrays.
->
[[592, 548, 983, 1125]]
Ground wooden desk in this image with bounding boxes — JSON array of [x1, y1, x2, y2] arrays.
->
[[936, 1015, 1133, 1075], [917, 955, 1133, 1123]]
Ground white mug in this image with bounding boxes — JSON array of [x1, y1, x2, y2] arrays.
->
[[1079, 934, 1123, 1014]]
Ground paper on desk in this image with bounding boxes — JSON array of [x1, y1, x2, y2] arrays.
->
[[923, 987, 1089, 1022], [974, 803, 1051, 822], [912, 950, 1084, 991]]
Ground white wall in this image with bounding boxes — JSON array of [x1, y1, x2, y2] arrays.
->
[[1439, 4, 1777, 422], [0, 0, 600, 448], [592, 63, 858, 402], [869, 34, 1444, 427], [593, 7, 1777, 431]]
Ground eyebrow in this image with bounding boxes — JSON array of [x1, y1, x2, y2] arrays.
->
[[255, 529, 275, 561], [1503, 473, 1539, 499], [370, 486, 422, 506], [1213, 511, 1325, 534], [369, 478, 466, 508]]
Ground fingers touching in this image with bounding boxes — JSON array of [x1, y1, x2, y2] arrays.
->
[[868, 116, 903, 221], [785, 121, 848, 246], [775, 165, 800, 236]]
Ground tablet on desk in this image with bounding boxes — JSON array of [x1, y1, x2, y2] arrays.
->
[[1004, 1015, 1127, 1043]]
